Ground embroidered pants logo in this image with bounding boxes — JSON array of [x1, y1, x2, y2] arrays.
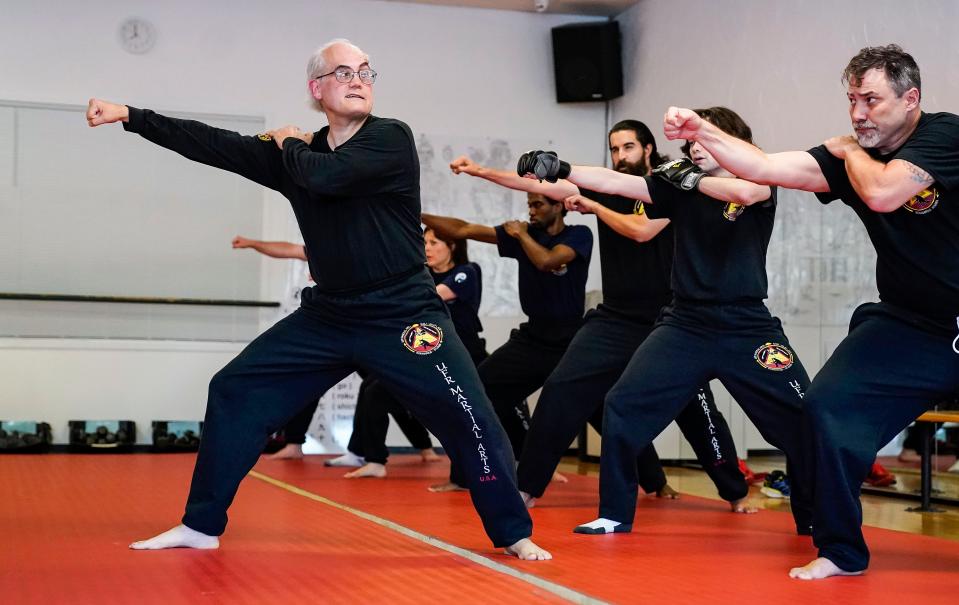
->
[[753, 342, 794, 371], [435, 362, 494, 478], [698, 390, 724, 463], [402, 323, 443, 355]]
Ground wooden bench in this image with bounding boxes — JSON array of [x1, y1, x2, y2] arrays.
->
[[909, 410, 959, 512]]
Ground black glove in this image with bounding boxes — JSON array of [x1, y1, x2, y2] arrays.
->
[[516, 150, 571, 183], [652, 158, 705, 191]]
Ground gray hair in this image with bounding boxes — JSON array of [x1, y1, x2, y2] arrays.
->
[[306, 38, 370, 79], [843, 44, 921, 100], [306, 39, 370, 112]]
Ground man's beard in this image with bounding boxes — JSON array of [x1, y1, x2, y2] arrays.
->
[[854, 120, 881, 148], [614, 153, 648, 176]]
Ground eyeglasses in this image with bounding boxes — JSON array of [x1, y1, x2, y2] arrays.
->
[[315, 68, 377, 85]]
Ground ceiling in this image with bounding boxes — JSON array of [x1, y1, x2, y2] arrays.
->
[[381, 0, 639, 17]]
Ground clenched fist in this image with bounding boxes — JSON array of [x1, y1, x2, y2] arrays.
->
[[86, 98, 129, 127]]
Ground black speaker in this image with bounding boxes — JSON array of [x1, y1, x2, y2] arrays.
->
[[551, 21, 623, 103]]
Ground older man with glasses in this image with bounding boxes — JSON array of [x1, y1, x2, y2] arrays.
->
[[86, 38, 550, 561]]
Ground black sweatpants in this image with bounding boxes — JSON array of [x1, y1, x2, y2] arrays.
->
[[349, 376, 434, 463], [804, 302, 959, 572], [596, 302, 811, 532], [448, 321, 577, 486], [355, 344, 488, 465], [517, 304, 747, 501], [181, 270, 531, 548]]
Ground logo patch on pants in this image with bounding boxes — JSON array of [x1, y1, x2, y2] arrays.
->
[[753, 342, 794, 371], [402, 323, 443, 355]]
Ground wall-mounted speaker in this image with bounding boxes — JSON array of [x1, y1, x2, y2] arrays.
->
[[551, 21, 623, 103]]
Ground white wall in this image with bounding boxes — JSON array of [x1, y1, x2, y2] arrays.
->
[[0, 0, 609, 442], [614, 0, 959, 451]]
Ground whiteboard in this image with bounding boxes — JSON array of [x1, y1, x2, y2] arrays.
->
[[0, 100, 265, 300]]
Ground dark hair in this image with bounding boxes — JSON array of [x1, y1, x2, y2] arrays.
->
[[424, 227, 470, 266], [609, 119, 669, 167], [843, 44, 921, 100], [528, 192, 567, 216], [680, 107, 753, 157]]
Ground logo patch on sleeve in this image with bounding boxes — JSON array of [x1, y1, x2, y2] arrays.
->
[[402, 323, 444, 355], [754, 342, 794, 371], [257, 133, 273, 141], [723, 202, 745, 221], [903, 187, 939, 214], [454, 272, 467, 283], [633, 200, 646, 215]]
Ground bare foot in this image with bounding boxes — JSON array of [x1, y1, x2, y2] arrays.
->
[[420, 448, 442, 463], [505, 537, 552, 560], [789, 557, 864, 580], [520, 491, 537, 509], [656, 484, 680, 499], [551, 471, 568, 483], [130, 524, 219, 550], [428, 481, 467, 492], [730, 497, 758, 514], [267, 443, 304, 460], [344, 462, 387, 479]]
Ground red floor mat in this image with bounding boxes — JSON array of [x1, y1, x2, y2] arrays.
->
[[259, 454, 959, 604], [0, 454, 570, 604]]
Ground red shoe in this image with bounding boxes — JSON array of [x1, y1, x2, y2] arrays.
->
[[738, 459, 767, 485], [864, 462, 897, 487]]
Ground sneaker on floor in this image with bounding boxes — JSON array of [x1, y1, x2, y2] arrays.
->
[[864, 461, 897, 487], [760, 470, 790, 499], [738, 458, 768, 485]]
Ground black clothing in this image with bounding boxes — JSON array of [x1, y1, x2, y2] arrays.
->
[[808, 112, 959, 330], [517, 304, 747, 501], [124, 108, 531, 547], [432, 262, 486, 358], [517, 190, 747, 502], [644, 177, 776, 303], [125, 108, 424, 296], [352, 262, 488, 465], [583, 189, 673, 321], [494, 223, 593, 326], [593, 184, 812, 532], [802, 113, 959, 570]]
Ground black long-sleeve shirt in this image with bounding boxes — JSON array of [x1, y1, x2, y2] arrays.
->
[[123, 107, 425, 296]]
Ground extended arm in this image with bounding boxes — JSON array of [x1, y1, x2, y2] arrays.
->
[[87, 99, 283, 190], [696, 176, 772, 206], [564, 166, 653, 202], [565, 194, 669, 243], [232, 236, 307, 260], [421, 214, 498, 244], [664, 107, 829, 192], [450, 156, 579, 201]]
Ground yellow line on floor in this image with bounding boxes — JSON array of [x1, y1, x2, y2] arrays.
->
[[249, 470, 609, 605]]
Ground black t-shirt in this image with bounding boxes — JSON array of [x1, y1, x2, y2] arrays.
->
[[807, 111, 959, 328], [580, 188, 674, 321], [124, 108, 425, 297], [432, 262, 484, 343], [494, 223, 593, 323], [644, 177, 776, 303]]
